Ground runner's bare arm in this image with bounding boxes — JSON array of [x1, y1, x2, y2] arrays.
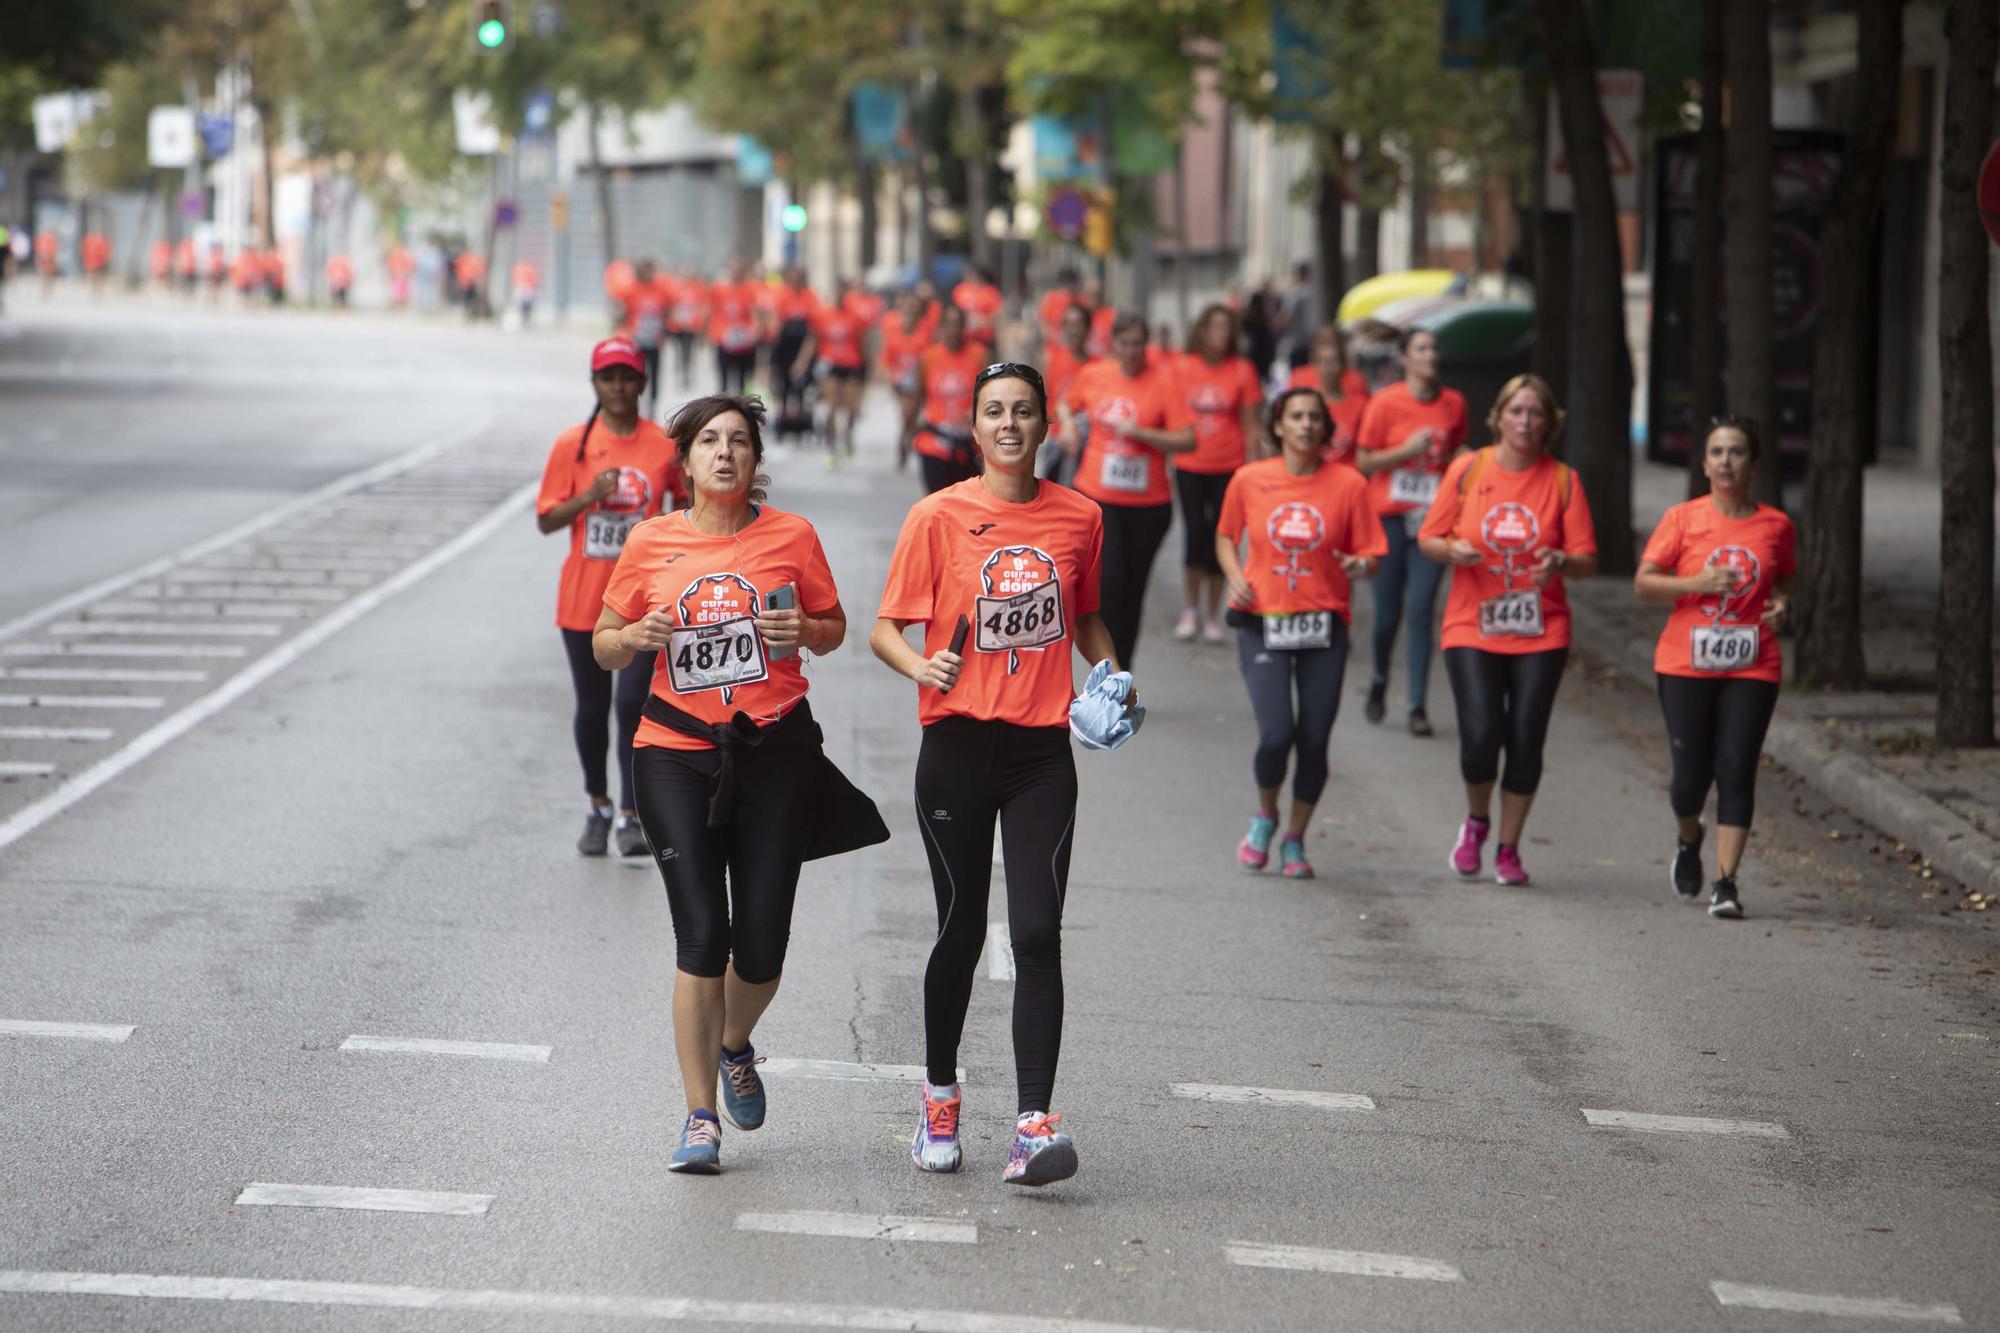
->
[[1214, 533, 1255, 609], [592, 604, 672, 670], [1360, 426, 1434, 473], [1762, 573, 1796, 629], [757, 601, 847, 655], [1124, 423, 1198, 454], [1533, 546, 1598, 586], [1418, 534, 1481, 566], [1635, 560, 1736, 601], [537, 470, 619, 534], [1238, 402, 1264, 457], [870, 616, 960, 691]]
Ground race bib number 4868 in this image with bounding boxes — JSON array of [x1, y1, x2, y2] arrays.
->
[[666, 616, 768, 694], [976, 582, 1065, 653]]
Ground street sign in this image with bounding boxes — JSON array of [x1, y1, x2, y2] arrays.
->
[[495, 199, 519, 228], [148, 107, 197, 169], [179, 191, 205, 220], [453, 89, 501, 155], [1546, 69, 1642, 213], [1046, 186, 1088, 239], [1979, 140, 2000, 251], [32, 92, 105, 153], [198, 112, 234, 159]]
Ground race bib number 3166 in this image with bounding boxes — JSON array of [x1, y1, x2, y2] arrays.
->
[[666, 616, 768, 694], [1263, 611, 1333, 651]]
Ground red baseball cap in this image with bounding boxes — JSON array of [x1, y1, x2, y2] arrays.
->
[[591, 337, 645, 374]]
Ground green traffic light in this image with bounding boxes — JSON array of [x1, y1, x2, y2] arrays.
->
[[781, 204, 808, 233], [477, 18, 507, 47]]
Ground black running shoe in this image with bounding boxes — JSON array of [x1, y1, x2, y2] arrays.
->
[[1672, 826, 1704, 899], [1707, 876, 1743, 919], [1364, 681, 1386, 725], [1408, 709, 1434, 737], [577, 810, 612, 857], [615, 817, 649, 857]]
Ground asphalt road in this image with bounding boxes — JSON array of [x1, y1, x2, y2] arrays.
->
[[1, 296, 1995, 1332]]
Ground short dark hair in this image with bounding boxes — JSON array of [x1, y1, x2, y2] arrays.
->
[[1265, 386, 1333, 451], [668, 394, 770, 503], [1110, 309, 1148, 341], [1398, 325, 1436, 354], [1706, 413, 1762, 461]]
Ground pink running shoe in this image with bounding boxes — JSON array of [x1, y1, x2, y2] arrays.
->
[[1450, 816, 1490, 878], [1238, 812, 1278, 871], [1494, 843, 1531, 886]]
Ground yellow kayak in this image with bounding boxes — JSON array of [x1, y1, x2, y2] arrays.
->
[[1337, 269, 1464, 325]]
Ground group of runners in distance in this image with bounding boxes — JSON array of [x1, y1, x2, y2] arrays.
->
[[535, 264, 1799, 1181]]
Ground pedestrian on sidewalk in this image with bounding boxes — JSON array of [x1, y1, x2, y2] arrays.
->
[[872, 361, 1127, 1188], [1420, 374, 1597, 887], [594, 392, 883, 1175], [1634, 416, 1794, 920]]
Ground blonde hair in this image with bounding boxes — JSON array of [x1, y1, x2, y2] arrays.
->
[[1486, 373, 1566, 447]]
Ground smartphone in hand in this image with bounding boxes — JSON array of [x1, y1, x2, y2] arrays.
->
[[767, 585, 797, 659]]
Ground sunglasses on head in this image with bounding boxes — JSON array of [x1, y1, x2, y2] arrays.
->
[[975, 361, 1044, 392]]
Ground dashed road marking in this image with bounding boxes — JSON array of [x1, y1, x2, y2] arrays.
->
[[0, 762, 57, 777], [233, 1184, 493, 1216], [985, 921, 1015, 981], [1171, 1084, 1376, 1112], [0, 726, 114, 741], [760, 1058, 964, 1084], [1225, 1242, 1463, 1282], [0, 1269, 1210, 1331], [49, 621, 282, 638], [0, 694, 164, 709], [6, 667, 209, 684], [1710, 1281, 1962, 1323], [734, 1211, 977, 1245], [2, 643, 248, 659], [339, 1035, 551, 1064], [1581, 1109, 1790, 1138], [0, 1020, 135, 1042]]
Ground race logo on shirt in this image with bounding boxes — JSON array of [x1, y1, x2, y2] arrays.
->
[[1188, 383, 1232, 439], [1700, 545, 1761, 622], [1265, 502, 1326, 592], [676, 572, 763, 703], [1479, 502, 1541, 587], [932, 367, 974, 407], [1093, 394, 1140, 437], [978, 545, 1063, 674], [599, 467, 654, 515]]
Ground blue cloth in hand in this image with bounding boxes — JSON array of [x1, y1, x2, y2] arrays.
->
[[1069, 659, 1145, 752]]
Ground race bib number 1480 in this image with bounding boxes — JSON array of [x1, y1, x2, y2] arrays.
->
[[1690, 623, 1759, 673]]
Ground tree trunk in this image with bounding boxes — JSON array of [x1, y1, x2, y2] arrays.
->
[[1724, 0, 1779, 505], [913, 98, 935, 278], [1539, 0, 1634, 571], [1795, 0, 1902, 691], [1174, 148, 1192, 334], [1935, 0, 1997, 747], [961, 82, 992, 271], [586, 102, 616, 268], [1688, 0, 1726, 498], [857, 158, 879, 272], [1408, 158, 1431, 269], [253, 96, 278, 249], [1530, 74, 1572, 408], [1352, 137, 1382, 286], [1314, 128, 1345, 326]]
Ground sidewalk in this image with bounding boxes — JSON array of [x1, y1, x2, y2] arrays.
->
[[1565, 456, 2000, 895]]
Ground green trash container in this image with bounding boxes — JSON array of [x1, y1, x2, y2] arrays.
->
[[1415, 298, 1535, 429]]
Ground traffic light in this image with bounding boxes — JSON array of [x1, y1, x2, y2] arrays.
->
[[781, 204, 809, 233], [471, 0, 511, 52]]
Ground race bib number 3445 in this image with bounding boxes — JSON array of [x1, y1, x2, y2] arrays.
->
[[976, 582, 1065, 653], [1478, 589, 1544, 638], [666, 616, 768, 694]]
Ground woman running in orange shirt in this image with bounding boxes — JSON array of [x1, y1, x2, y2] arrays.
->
[[1284, 324, 1370, 466], [880, 289, 933, 472], [1171, 304, 1265, 643], [1037, 303, 1093, 486], [912, 304, 991, 494]]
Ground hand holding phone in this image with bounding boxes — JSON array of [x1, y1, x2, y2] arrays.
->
[[761, 585, 799, 658]]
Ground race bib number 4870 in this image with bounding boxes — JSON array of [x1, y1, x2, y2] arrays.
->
[[976, 582, 1065, 653], [1690, 623, 1759, 673], [1478, 589, 1544, 638], [666, 616, 768, 694]]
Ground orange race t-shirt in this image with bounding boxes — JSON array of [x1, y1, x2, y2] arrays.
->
[[1067, 360, 1184, 508], [81, 234, 110, 271], [603, 507, 841, 750], [1641, 498, 1795, 682], [620, 278, 671, 346], [1043, 344, 1091, 450], [809, 302, 866, 369], [768, 284, 820, 327], [1037, 289, 1079, 345], [1419, 449, 1597, 654], [1217, 457, 1387, 622], [913, 341, 991, 462], [1086, 307, 1116, 358], [842, 289, 885, 329], [1174, 353, 1264, 475], [1357, 380, 1469, 516], [878, 478, 1104, 730], [668, 277, 708, 333], [708, 281, 764, 352], [879, 312, 930, 386], [537, 419, 687, 631], [953, 280, 1003, 338]]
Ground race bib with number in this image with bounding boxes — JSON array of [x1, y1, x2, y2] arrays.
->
[[584, 509, 642, 560], [1099, 451, 1151, 494], [1387, 468, 1440, 506], [1478, 588, 1545, 638], [666, 616, 768, 695], [635, 313, 664, 345], [1263, 611, 1333, 651], [721, 326, 756, 352], [975, 582, 1066, 654], [1690, 623, 1759, 673]]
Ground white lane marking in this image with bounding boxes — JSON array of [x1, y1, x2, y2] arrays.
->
[[89, 601, 309, 619], [7, 667, 208, 683], [985, 921, 1015, 981], [0, 762, 57, 777], [1710, 1281, 1962, 1324], [1581, 1109, 1790, 1138], [0, 694, 164, 709], [734, 1211, 977, 1245], [0, 417, 493, 644], [1225, 1242, 1463, 1283], [761, 1058, 966, 1083], [234, 1184, 492, 1216], [0, 726, 113, 741], [1171, 1084, 1376, 1112], [50, 621, 281, 637], [0, 1020, 135, 1042], [0, 482, 533, 854], [0, 1270, 1210, 1333], [339, 1035, 551, 1064], [149, 585, 348, 602], [1, 643, 248, 659]]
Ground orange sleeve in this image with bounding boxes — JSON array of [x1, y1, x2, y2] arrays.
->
[[536, 435, 576, 516], [1077, 509, 1104, 616], [800, 528, 841, 615], [1356, 394, 1391, 453], [1348, 479, 1390, 559], [1418, 452, 1475, 543], [1216, 471, 1248, 542], [601, 525, 655, 621], [1559, 466, 1598, 556], [877, 505, 939, 624], [1064, 363, 1094, 412], [1640, 505, 1683, 570], [1445, 391, 1470, 449]]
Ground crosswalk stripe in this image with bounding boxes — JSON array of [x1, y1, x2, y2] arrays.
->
[[0, 1020, 135, 1042], [1, 643, 248, 659], [0, 694, 164, 709], [0, 726, 113, 741], [984, 921, 1015, 981], [6, 668, 208, 683], [0, 762, 57, 776], [760, 1058, 964, 1083]]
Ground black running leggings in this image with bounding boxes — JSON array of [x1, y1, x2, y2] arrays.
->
[[1174, 468, 1232, 575], [717, 348, 755, 395], [1235, 618, 1349, 804], [630, 709, 818, 983], [916, 717, 1077, 1116], [1098, 500, 1174, 668], [670, 330, 695, 385], [1656, 673, 1779, 827], [559, 628, 655, 811], [1442, 646, 1569, 795]]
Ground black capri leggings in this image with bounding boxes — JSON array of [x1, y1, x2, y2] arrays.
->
[[1098, 500, 1174, 668], [717, 347, 755, 395], [1443, 646, 1569, 795], [916, 717, 1077, 1116], [1656, 674, 1780, 827], [630, 704, 820, 984], [559, 628, 655, 811], [1174, 468, 1232, 575], [1236, 619, 1349, 804]]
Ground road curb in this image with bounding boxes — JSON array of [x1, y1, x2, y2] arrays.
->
[[1568, 590, 2000, 894]]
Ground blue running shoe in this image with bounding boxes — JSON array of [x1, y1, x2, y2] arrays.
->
[[668, 1109, 721, 1174], [1238, 812, 1278, 871], [719, 1045, 766, 1131], [1002, 1111, 1076, 1187], [912, 1083, 963, 1173]]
